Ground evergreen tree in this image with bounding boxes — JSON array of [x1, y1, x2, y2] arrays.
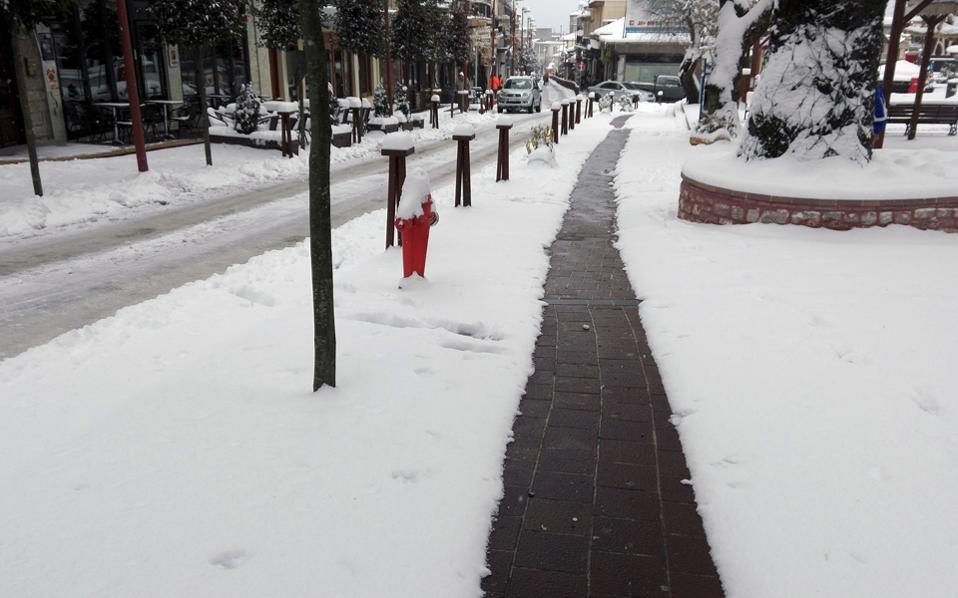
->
[[373, 81, 390, 117], [335, 0, 384, 58], [392, 0, 443, 85], [694, 0, 774, 142], [253, 0, 302, 50], [739, 0, 886, 163], [443, 1, 472, 66], [1, 0, 65, 196], [394, 83, 411, 117], [234, 84, 261, 135], [146, 0, 246, 166]]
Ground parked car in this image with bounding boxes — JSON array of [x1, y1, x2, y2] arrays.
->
[[497, 76, 542, 113], [626, 76, 686, 103], [588, 80, 640, 102], [623, 83, 655, 103]]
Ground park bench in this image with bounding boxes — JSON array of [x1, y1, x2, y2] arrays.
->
[[887, 102, 958, 136]]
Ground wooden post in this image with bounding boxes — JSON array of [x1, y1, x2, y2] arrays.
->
[[575, 95, 582, 124], [381, 146, 415, 248], [496, 122, 512, 182], [351, 106, 364, 143], [569, 100, 576, 131], [561, 101, 569, 135], [430, 96, 440, 128], [116, 0, 148, 172], [453, 129, 475, 207], [551, 104, 560, 143], [876, 0, 907, 149], [908, 15, 943, 141], [588, 93, 594, 118]]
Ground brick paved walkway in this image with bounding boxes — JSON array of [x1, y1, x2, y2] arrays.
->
[[482, 122, 724, 598]]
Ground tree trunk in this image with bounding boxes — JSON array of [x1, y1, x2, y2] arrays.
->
[[695, 0, 773, 141], [300, 0, 336, 391], [10, 28, 43, 197], [194, 45, 213, 166], [739, 0, 886, 163]]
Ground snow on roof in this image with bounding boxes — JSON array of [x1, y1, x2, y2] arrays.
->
[[592, 17, 691, 45], [561, 32, 577, 41], [879, 60, 922, 81], [593, 17, 623, 37]]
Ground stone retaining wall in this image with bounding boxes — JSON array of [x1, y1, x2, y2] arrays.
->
[[678, 175, 958, 233]]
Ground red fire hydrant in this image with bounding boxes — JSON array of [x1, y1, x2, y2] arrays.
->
[[395, 194, 439, 279]]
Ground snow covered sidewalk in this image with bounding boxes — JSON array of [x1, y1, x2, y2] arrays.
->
[[613, 104, 958, 597], [0, 112, 615, 597]]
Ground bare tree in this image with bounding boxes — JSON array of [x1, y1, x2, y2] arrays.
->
[[2, 0, 64, 196], [299, 0, 337, 390]]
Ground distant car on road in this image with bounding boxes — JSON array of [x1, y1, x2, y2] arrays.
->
[[497, 76, 542, 113]]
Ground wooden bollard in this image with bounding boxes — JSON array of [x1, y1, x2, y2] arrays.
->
[[381, 134, 415, 249], [453, 125, 475, 207], [561, 100, 569, 135], [458, 90, 470, 114], [551, 103, 560, 144], [496, 121, 512, 182], [568, 99, 576, 131], [575, 95, 583, 125], [588, 92, 595, 118], [430, 94, 440, 129]]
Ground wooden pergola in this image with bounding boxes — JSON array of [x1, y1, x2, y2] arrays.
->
[[877, 0, 958, 147]]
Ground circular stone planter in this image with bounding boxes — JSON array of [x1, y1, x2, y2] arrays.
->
[[679, 175, 958, 233]]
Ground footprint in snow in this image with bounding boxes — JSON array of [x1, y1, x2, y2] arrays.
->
[[210, 549, 248, 570], [912, 389, 941, 415]]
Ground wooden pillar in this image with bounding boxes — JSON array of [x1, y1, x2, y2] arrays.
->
[[551, 105, 560, 143], [496, 122, 512, 182], [382, 145, 415, 248], [908, 15, 944, 141], [561, 101, 568, 135], [453, 129, 475, 207], [575, 96, 582, 124], [116, 0, 148, 172], [876, 0, 907, 149]]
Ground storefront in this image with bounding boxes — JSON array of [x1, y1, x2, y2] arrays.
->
[[44, 0, 252, 141]]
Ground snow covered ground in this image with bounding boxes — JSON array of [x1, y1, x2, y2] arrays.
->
[[614, 104, 958, 597], [0, 86, 568, 240], [0, 113, 617, 597]]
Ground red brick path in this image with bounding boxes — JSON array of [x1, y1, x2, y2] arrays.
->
[[482, 125, 724, 598]]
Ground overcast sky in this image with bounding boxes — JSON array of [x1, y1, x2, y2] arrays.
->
[[522, 0, 581, 34]]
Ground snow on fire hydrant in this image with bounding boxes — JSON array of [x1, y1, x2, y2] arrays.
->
[[394, 168, 439, 282]]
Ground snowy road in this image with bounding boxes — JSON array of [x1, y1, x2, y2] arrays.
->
[[0, 84, 573, 359]]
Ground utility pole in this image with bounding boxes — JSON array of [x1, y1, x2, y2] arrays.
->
[[510, 0, 516, 75], [490, 0, 497, 78], [116, 0, 148, 172], [384, 0, 394, 115]]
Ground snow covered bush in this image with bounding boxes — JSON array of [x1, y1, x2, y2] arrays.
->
[[233, 84, 261, 135], [526, 125, 557, 168], [739, 0, 886, 163], [617, 94, 635, 113], [394, 84, 411, 118], [598, 93, 614, 113], [525, 124, 554, 154], [373, 81, 389, 117]]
